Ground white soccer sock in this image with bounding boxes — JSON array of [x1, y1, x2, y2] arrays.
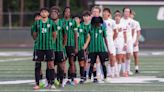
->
[[107, 64, 111, 77], [111, 67, 115, 77], [115, 62, 118, 75], [118, 64, 121, 75], [135, 65, 139, 70], [122, 63, 126, 73], [125, 59, 131, 72]]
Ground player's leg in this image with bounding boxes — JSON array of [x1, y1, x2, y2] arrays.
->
[[88, 53, 97, 82], [33, 50, 44, 90], [78, 50, 86, 83], [45, 50, 55, 89], [133, 45, 139, 73], [99, 52, 108, 80]]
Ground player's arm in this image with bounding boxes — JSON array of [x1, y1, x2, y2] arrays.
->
[[52, 23, 57, 41], [83, 33, 90, 50], [113, 29, 117, 40], [123, 29, 127, 51], [134, 23, 141, 46], [74, 20, 78, 53], [31, 22, 38, 40], [62, 28, 67, 47], [103, 27, 110, 54]]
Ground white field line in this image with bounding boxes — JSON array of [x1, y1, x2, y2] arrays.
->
[[0, 57, 31, 62]]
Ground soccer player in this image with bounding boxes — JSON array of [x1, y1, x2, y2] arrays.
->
[[130, 10, 141, 74], [88, 16, 109, 83], [121, 7, 135, 76], [31, 8, 56, 90], [81, 11, 92, 81], [50, 6, 67, 87], [74, 14, 90, 83], [90, 6, 103, 81], [102, 8, 117, 78], [62, 7, 78, 84], [114, 10, 127, 77]]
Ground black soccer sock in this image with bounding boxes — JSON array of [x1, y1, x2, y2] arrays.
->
[[84, 71, 87, 80], [89, 64, 94, 79], [46, 69, 50, 84], [68, 68, 71, 79], [80, 67, 84, 79], [101, 63, 107, 79], [49, 69, 55, 85], [93, 71, 97, 79], [35, 62, 41, 85]]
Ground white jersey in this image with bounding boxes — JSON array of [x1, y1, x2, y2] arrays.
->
[[120, 18, 135, 41], [132, 20, 141, 43], [114, 22, 125, 46], [104, 18, 116, 55]]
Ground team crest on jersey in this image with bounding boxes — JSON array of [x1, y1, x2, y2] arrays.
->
[[79, 29, 83, 32], [128, 22, 131, 25], [69, 22, 72, 26], [99, 30, 102, 33], [47, 24, 50, 28], [37, 24, 40, 28], [74, 28, 78, 31], [57, 26, 61, 30], [42, 28, 47, 33]]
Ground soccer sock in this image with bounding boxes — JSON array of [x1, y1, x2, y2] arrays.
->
[[84, 71, 87, 80], [64, 73, 66, 79], [107, 64, 111, 77], [115, 62, 118, 76], [49, 69, 55, 85], [68, 68, 71, 79], [118, 64, 121, 75], [46, 69, 50, 84], [122, 63, 126, 73], [101, 63, 107, 79], [93, 71, 97, 79], [89, 64, 94, 79], [126, 59, 131, 72], [35, 62, 41, 85], [80, 67, 84, 79], [111, 67, 115, 77], [135, 65, 139, 70]]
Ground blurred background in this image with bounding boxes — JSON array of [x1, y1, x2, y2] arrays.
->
[[0, 0, 164, 49]]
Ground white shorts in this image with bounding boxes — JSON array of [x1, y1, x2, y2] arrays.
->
[[126, 40, 133, 54], [107, 37, 116, 56], [133, 45, 139, 52], [114, 40, 125, 54]]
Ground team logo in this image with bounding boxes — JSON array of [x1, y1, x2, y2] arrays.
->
[[69, 22, 72, 26], [79, 29, 83, 32], [108, 23, 110, 27], [77, 33, 79, 37], [128, 22, 130, 25], [57, 26, 61, 30], [47, 24, 50, 28], [37, 24, 40, 28], [42, 28, 47, 33], [74, 28, 78, 31], [99, 30, 102, 33]]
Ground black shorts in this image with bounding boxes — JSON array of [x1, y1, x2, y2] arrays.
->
[[65, 46, 75, 57], [54, 51, 66, 63], [88, 52, 109, 64], [74, 50, 86, 61], [33, 50, 54, 61]]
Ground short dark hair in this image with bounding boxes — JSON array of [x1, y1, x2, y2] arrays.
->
[[114, 10, 122, 16], [33, 12, 40, 18], [123, 7, 132, 13], [82, 10, 91, 17], [40, 7, 49, 13], [91, 6, 101, 13], [50, 6, 61, 13], [103, 8, 111, 14]]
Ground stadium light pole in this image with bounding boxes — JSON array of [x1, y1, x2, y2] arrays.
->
[[0, 0, 3, 27]]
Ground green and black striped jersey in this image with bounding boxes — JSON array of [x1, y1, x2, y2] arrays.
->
[[31, 18, 56, 50], [76, 23, 90, 51], [88, 25, 107, 53], [83, 23, 91, 41], [53, 19, 67, 52], [62, 18, 77, 46]]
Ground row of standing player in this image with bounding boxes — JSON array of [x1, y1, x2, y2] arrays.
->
[[31, 6, 141, 90]]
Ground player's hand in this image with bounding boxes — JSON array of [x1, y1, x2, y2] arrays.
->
[[83, 44, 88, 50], [123, 45, 127, 51]]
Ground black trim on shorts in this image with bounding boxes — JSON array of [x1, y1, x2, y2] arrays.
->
[[33, 50, 54, 61]]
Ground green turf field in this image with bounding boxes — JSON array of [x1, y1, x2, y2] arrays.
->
[[0, 48, 164, 92]]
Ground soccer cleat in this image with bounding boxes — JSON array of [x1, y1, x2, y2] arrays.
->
[[54, 79, 60, 87], [93, 78, 98, 83], [45, 84, 55, 89], [33, 85, 40, 90], [70, 80, 78, 86], [135, 70, 139, 74], [84, 79, 92, 83], [122, 72, 128, 77], [128, 71, 133, 76], [61, 79, 67, 88]]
